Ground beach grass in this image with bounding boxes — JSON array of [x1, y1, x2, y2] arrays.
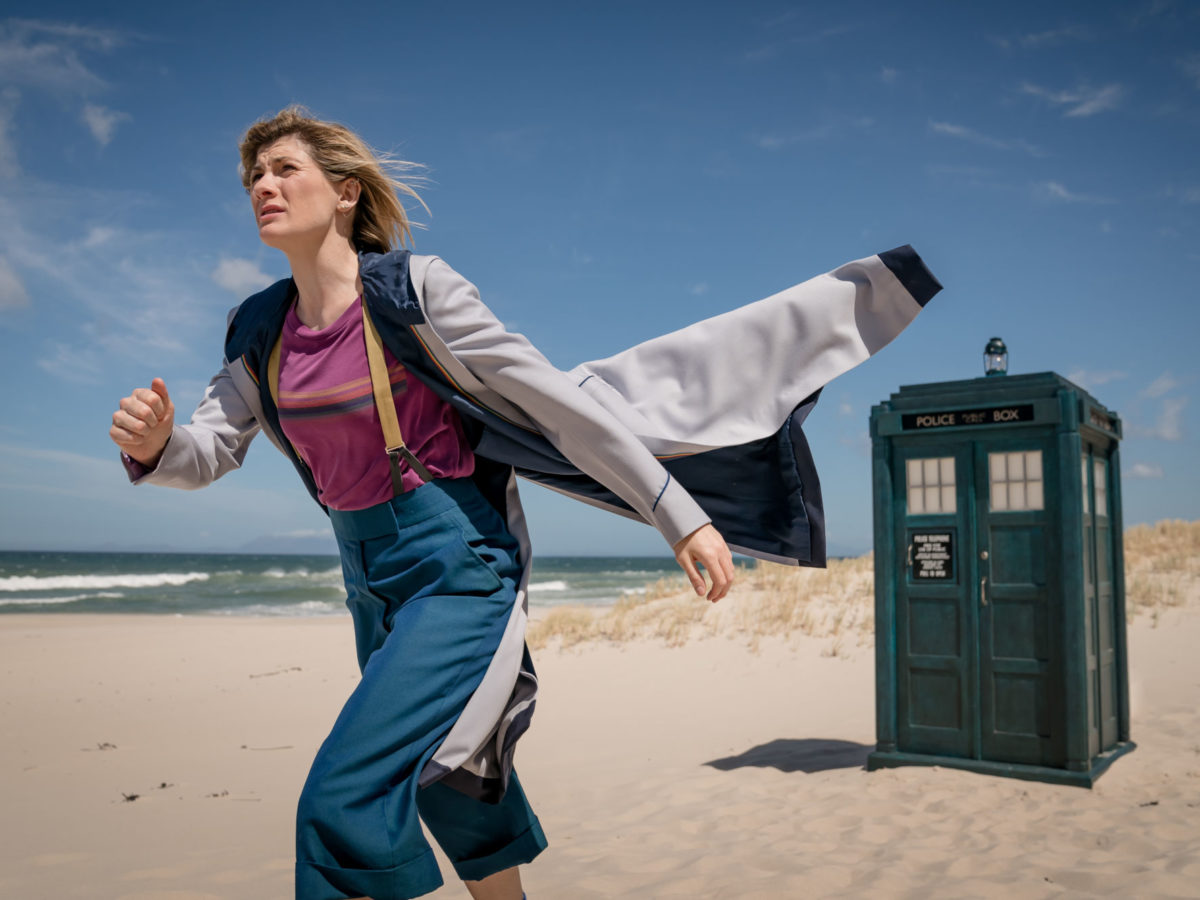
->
[[527, 519, 1200, 650], [1124, 519, 1200, 624]]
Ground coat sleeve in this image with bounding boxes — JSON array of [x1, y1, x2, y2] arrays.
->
[[126, 363, 262, 490], [419, 257, 711, 549], [123, 309, 267, 490]]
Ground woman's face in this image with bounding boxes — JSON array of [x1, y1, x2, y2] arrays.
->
[[248, 135, 350, 252]]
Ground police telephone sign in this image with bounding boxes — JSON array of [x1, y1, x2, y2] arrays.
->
[[901, 404, 1034, 431], [911, 532, 954, 580]]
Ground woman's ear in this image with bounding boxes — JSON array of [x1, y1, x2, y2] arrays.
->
[[339, 177, 361, 209]]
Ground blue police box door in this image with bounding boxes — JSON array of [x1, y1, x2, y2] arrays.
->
[[894, 432, 1061, 766], [1082, 440, 1120, 757]]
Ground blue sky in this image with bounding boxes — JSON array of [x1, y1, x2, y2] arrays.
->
[[0, 0, 1197, 556]]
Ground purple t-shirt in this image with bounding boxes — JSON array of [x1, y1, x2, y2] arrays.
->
[[276, 296, 474, 510]]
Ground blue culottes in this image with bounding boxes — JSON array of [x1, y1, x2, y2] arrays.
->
[[295, 478, 548, 900]]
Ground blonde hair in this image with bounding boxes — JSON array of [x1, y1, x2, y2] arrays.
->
[[238, 105, 427, 253]]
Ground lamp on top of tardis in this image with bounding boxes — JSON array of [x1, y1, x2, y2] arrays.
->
[[984, 337, 1008, 376]]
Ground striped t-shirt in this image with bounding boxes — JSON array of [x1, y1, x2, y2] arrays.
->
[[276, 295, 474, 510]]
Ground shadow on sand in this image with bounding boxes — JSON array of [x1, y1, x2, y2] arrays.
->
[[704, 738, 872, 774]]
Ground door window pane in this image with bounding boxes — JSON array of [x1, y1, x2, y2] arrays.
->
[[992, 481, 1008, 511], [906, 456, 956, 514], [1010, 481, 1027, 509], [924, 458, 939, 484], [990, 454, 1006, 482], [1028, 480, 1044, 510], [989, 450, 1044, 512], [1082, 457, 1089, 514], [1094, 459, 1108, 518]]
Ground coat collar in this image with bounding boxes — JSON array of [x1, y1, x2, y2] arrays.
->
[[224, 249, 421, 366]]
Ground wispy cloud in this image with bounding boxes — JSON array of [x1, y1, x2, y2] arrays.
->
[[1127, 462, 1164, 479], [1035, 181, 1114, 204], [1130, 396, 1187, 441], [880, 67, 898, 84], [0, 19, 135, 163], [0, 197, 222, 375], [81, 103, 129, 145], [1021, 82, 1125, 117], [1130, 0, 1178, 25], [992, 25, 1092, 50], [35, 339, 104, 383], [82, 225, 116, 247], [688, 282, 709, 296], [1160, 184, 1200, 205], [1067, 369, 1128, 390], [928, 120, 1044, 156], [754, 125, 833, 149], [1018, 26, 1092, 48], [756, 117, 873, 151], [5, 19, 126, 52], [0, 18, 124, 93], [744, 21, 864, 62], [211, 258, 273, 295], [1143, 372, 1180, 398], [0, 255, 29, 309]]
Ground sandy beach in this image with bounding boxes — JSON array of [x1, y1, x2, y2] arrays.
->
[[2, 534, 1198, 899]]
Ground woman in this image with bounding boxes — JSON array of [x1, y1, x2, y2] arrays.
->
[[112, 107, 941, 900], [110, 107, 735, 900]]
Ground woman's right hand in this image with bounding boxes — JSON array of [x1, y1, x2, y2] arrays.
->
[[110, 378, 175, 468]]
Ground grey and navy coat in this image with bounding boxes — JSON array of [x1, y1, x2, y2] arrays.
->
[[129, 246, 941, 800]]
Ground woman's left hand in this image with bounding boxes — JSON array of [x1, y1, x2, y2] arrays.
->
[[673, 524, 735, 603]]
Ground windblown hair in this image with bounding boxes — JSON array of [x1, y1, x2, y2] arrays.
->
[[238, 105, 427, 253]]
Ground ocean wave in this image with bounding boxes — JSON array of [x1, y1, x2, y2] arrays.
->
[[213, 600, 346, 617], [0, 595, 84, 606], [261, 567, 342, 581], [0, 573, 211, 592], [528, 580, 569, 592], [264, 567, 305, 578]]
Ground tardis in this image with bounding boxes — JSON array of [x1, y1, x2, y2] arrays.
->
[[866, 352, 1135, 787]]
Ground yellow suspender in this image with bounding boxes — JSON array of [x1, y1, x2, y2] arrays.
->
[[359, 299, 434, 489], [266, 299, 433, 497]]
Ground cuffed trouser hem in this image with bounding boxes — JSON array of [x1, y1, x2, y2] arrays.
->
[[449, 818, 549, 883], [296, 847, 443, 900]]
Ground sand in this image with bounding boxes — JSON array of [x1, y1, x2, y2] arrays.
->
[[1, 597, 1198, 899]]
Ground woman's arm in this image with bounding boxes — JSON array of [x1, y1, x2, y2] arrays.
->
[[418, 257, 733, 600], [112, 359, 264, 490]]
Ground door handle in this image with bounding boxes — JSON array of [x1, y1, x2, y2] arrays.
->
[[980, 575, 988, 607]]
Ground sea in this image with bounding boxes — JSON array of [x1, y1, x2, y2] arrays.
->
[[0, 551, 686, 617]]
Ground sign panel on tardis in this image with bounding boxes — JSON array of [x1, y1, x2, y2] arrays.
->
[[866, 367, 1134, 787]]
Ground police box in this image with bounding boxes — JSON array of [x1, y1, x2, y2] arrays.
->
[[867, 371, 1134, 786]]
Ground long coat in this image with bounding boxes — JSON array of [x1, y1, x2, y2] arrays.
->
[[129, 245, 941, 799]]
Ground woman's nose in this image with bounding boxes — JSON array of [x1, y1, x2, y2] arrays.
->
[[252, 175, 276, 199]]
